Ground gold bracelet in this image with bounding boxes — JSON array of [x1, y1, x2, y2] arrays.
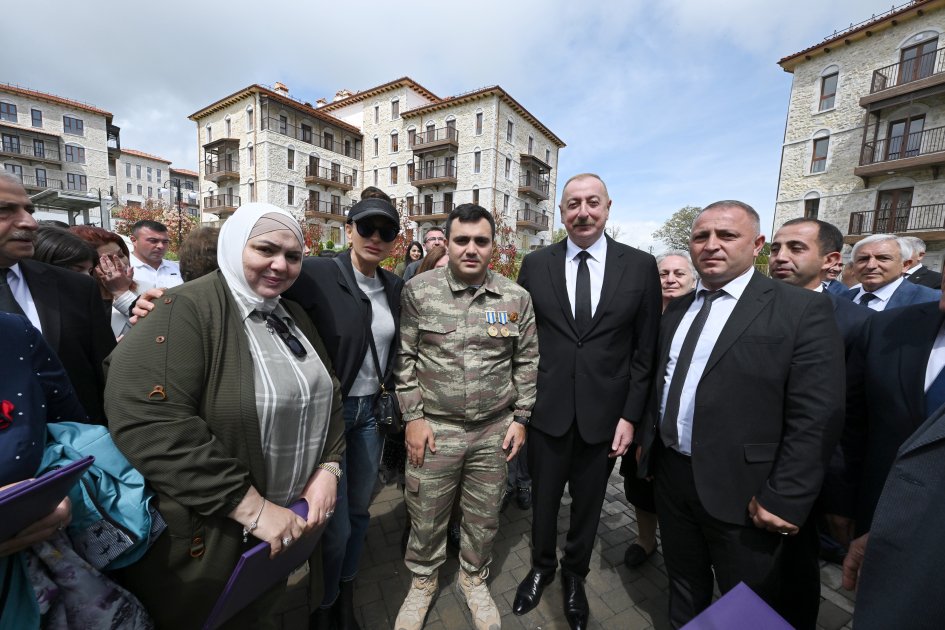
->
[[242, 498, 266, 543], [318, 462, 343, 479]]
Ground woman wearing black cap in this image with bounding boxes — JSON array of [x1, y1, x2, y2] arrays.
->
[[284, 196, 403, 629]]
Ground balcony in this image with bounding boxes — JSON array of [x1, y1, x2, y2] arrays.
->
[[862, 46, 945, 107], [205, 157, 240, 183], [520, 151, 552, 172], [262, 117, 361, 159], [855, 124, 945, 178], [107, 123, 121, 161], [517, 208, 550, 231], [305, 198, 350, 221], [408, 201, 453, 222], [305, 165, 355, 191], [410, 164, 457, 187], [410, 126, 459, 154], [519, 173, 550, 201], [0, 138, 62, 164], [204, 194, 241, 217], [847, 204, 945, 243], [13, 174, 63, 192]]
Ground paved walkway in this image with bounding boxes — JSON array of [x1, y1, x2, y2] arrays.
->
[[352, 467, 858, 629]]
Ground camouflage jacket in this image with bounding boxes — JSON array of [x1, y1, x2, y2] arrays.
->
[[395, 265, 539, 425]]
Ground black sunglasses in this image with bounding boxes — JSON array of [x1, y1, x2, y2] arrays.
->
[[265, 314, 307, 359], [354, 220, 398, 243]]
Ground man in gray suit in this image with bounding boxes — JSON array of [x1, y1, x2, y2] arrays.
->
[[843, 401, 945, 629]]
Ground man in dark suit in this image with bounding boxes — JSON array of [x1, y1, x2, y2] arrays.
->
[[638, 201, 845, 628], [0, 174, 114, 423], [901, 235, 943, 289], [842, 234, 939, 310], [513, 173, 661, 629], [842, 399, 945, 629], [768, 217, 868, 629]]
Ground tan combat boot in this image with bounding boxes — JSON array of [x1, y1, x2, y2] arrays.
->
[[394, 573, 438, 630], [456, 567, 501, 630]]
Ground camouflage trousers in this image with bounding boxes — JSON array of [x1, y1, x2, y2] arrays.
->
[[404, 416, 510, 577]]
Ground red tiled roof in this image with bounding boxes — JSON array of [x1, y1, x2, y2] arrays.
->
[[0, 83, 112, 118], [169, 167, 198, 177], [402, 85, 566, 148], [315, 77, 440, 112], [121, 148, 172, 163], [779, 0, 940, 72]]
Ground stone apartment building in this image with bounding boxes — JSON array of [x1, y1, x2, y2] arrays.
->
[[0, 83, 121, 227], [189, 78, 565, 250], [775, 0, 945, 271], [169, 167, 200, 218], [115, 150, 200, 218]]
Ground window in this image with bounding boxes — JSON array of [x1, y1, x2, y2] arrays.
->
[[390, 197, 396, 208], [246, 107, 254, 131], [811, 136, 829, 173], [206, 125, 212, 142], [804, 196, 820, 219], [504, 157, 511, 179], [408, 129, 416, 148], [109, 161, 116, 176], [4, 164, 22, 177], [185, 180, 193, 191], [1, 134, 18, 153], [225, 118, 231, 137], [63, 115, 84, 135], [148, 186, 153, 198], [67, 173, 87, 191], [344, 139, 352, 157], [407, 162, 415, 181], [32, 139, 44, 158], [474, 151, 481, 174], [127, 182, 132, 193], [528, 136, 534, 154], [390, 165, 398, 184], [475, 112, 483, 135], [35, 168, 46, 187], [279, 115, 288, 135], [374, 106, 379, 124], [886, 115, 925, 160], [900, 37, 939, 84], [301, 124, 312, 143], [288, 148, 295, 170], [391, 99, 399, 119], [391, 131, 398, 152], [248, 145, 254, 166], [288, 184, 295, 205], [373, 168, 378, 185], [373, 137, 379, 157], [136, 164, 141, 179], [31, 109, 42, 127], [820, 73, 838, 111], [0, 102, 16, 123], [506, 120, 513, 142], [157, 169, 162, 181], [331, 194, 341, 213], [323, 131, 334, 151], [545, 148, 551, 164], [137, 184, 142, 195], [503, 194, 509, 213], [472, 188, 479, 205], [125, 163, 131, 177], [147, 166, 153, 181], [249, 181, 256, 202], [65, 144, 85, 163]]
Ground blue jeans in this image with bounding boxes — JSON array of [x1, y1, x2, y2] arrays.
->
[[320, 395, 385, 606]]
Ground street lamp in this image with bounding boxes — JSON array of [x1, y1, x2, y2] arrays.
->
[[161, 179, 186, 248], [86, 187, 116, 230]]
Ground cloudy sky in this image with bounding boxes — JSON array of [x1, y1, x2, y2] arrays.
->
[[7, 0, 898, 251]]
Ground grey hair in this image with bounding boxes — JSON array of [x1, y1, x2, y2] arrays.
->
[[0, 172, 24, 188], [851, 233, 904, 260], [657, 250, 699, 279], [900, 235, 926, 256]]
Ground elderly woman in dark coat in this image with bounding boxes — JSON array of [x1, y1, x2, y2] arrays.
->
[[104, 203, 345, 629]]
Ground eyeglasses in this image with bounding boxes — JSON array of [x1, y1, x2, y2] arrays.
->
[[424, 235, 446, 244], [354, 221, 398, 243], [265, 314, 307, 359]]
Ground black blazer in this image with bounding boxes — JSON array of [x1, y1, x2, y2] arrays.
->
[[826, 292, 872, 356], [836, 300, 943, 533], [19, 259, 115, 423], [639, 272, 845, 526], [283, 250, 403, 397], [908, 265, 943, 289], [517, 237, 661, 444]]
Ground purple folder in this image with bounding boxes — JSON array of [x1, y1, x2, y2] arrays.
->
[[203, 499, 326, 630], [682, 582, 793, 630], [0, 455, 94, 542]]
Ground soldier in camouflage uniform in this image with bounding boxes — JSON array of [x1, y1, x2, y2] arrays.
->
[[393, 204, 539, 630]]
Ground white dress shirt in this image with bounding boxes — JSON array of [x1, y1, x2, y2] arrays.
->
[[565, 234, 607, 319], [130, 254, 183, 293], [659, 267, 755, 455], [4, 263, 43, 333], [852, 276, 904, 312], [925, 321, 945, 392]]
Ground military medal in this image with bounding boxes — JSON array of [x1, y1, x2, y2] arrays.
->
[[486, 309, 499, 337], [509, 312, 519, 323], [498, 311, 510, 337]]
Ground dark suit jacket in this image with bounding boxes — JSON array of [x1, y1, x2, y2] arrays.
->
[[854, 402, 945, 630], [517, 237, 661, 444], [20, 259, 115, 423], [907, 265, 943, 289], [824, 279, 849, 296], [640, 272, 845, 526], [283, 250, 403, 397], [826, 292, 872, 356], [842, 280, 940, 310], [835, 301, 943, 533]]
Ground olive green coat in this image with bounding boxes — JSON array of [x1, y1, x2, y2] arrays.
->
[[104, 271, 345, 629]]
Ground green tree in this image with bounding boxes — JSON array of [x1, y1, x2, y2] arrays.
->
[[652, 205, 701, 251], [552, 227, 568, 243]]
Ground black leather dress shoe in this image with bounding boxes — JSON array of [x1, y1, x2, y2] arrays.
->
[[623, 542, 656, 568], [516, 486, 532, 510], [512, 568, 555, 615], [562, 572, 589, 630]]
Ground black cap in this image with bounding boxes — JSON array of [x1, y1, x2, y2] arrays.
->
[[347, 198, 399, 228]]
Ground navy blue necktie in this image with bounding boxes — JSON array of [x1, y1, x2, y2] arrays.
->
[[925, 365, 945, 418], [0, 268, 25, 316]]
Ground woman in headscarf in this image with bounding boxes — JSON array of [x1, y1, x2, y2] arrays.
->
[[104, 203, 345, 629]]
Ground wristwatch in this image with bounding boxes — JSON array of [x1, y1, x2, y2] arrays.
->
[[512, 415, 530, 427]]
